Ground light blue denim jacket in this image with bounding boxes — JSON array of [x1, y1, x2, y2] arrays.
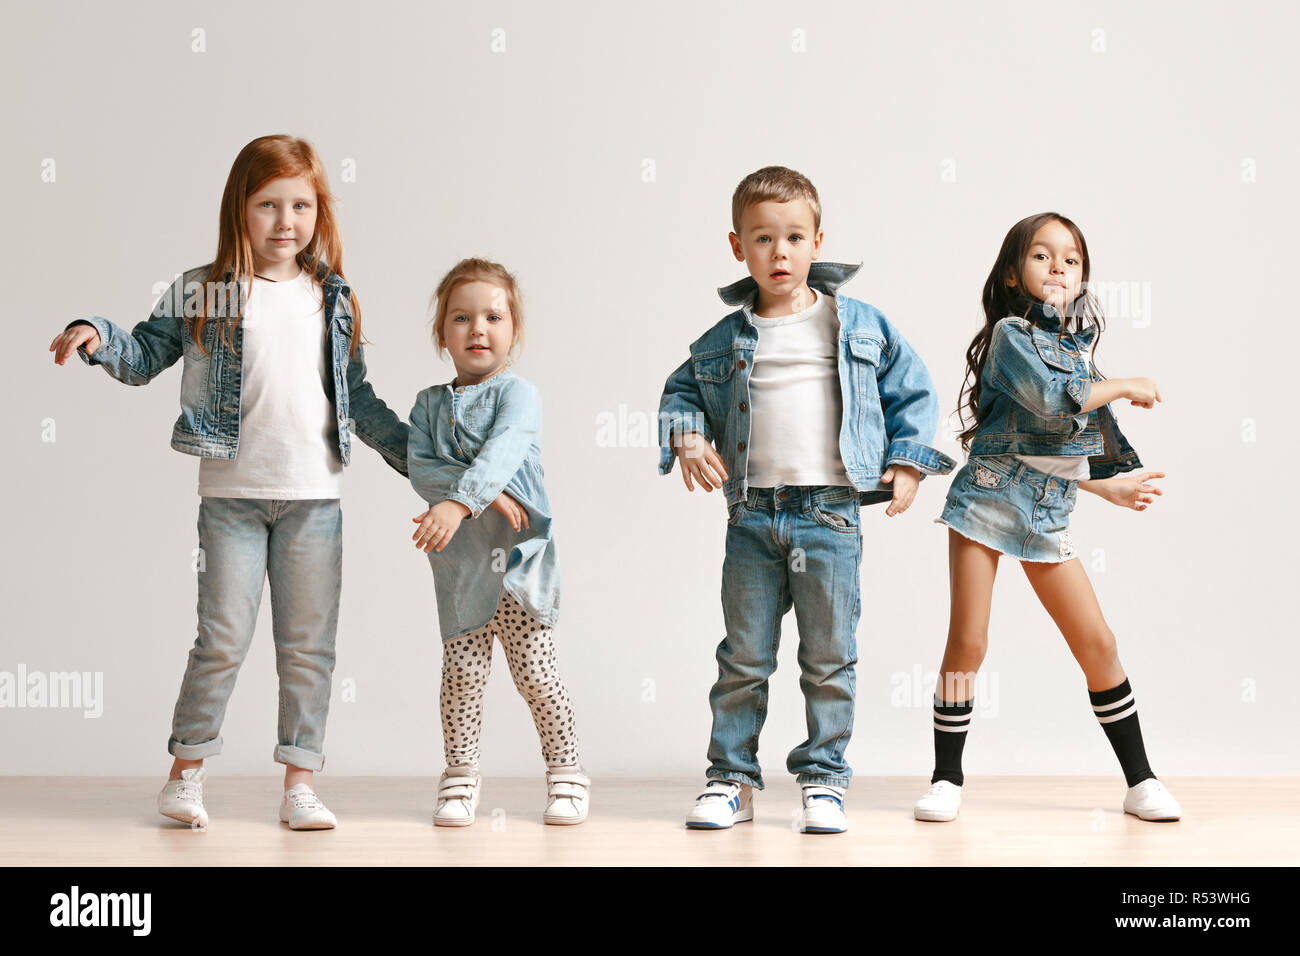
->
[[66, 261, 409, 476], [970, 301, 1141, 479], [408, 369, 561, 640], [658, 262, 956, 508]]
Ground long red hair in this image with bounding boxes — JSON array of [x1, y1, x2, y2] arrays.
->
[[196, 135, 362, 356]]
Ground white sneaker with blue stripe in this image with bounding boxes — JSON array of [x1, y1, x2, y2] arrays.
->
[[685, 779, 753, 829], [799, 785, 847, 833]]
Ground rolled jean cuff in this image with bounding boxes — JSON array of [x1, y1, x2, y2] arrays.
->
[[707, 769, 763, 791], [274, 744, 325, 772], [168, 735, 223, 760], [795, 773, 852, 788]]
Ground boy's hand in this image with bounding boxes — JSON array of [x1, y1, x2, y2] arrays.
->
[[673, 431, 728, 492], [489, 491, 529, 532], [880, 463, 920, 517], [1093, 471, 1165, 511], [1124, 377, 1162, 409], [412, 500, 472, 553], [49, 324, 100, 364]]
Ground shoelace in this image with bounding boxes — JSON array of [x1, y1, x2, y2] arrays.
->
[[287, 790, 325, 811], [174, 781, 202, 803]]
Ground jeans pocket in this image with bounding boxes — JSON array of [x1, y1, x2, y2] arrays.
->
[[727, 500, 747, 526], [811, 502, 857, 534], [969, 460, 1011, 491]]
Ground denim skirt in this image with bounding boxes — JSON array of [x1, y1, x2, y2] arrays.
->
[[935, 455, 1080, 562]]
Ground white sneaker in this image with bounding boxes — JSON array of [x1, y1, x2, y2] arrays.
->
[[914, 780, 963, 822], [685, 779, 753, 830], [543, 767, 591, 825], [279, 783, 337, 830], [1123, 778, 1182, 821], [158, 767, 208, 828], [799, 785, 848, 833], [433, 766, 481, 827]]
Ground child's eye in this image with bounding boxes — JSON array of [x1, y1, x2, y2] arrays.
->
[[488, 314, 502, 322], [295, 202, 308, 210], [452, 314, 467, 322], [1066, 258, 1079, 266], [790, 235, 803, 243], [1033, 253, 1047, 260], [756, 236, 770, 244]]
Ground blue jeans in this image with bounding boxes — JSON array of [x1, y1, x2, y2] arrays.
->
[[707, 485, 862, 789], [168, 497, 342, 770]]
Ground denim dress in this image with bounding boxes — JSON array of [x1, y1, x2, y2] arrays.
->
[[408, 369, 561, 640]]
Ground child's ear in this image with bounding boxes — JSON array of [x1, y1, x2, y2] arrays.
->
[[728, 232, 745, 262], [1005, 271, 1018, 288]]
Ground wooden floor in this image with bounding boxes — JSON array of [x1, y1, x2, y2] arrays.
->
[[1, 776, 1291, 866]]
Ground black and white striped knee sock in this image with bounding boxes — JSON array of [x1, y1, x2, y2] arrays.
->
[[931, 696, 974, 786], [1089, 678, 1155, 787]]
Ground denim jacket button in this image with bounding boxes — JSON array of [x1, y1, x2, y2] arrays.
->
[[737, 441, 746, 452], [737, 359, 747, 370], [739, 401, 748, 412]]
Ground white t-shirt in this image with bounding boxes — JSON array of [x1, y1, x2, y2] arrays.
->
[[197, 270, 343, 499], [1014, 338, 1094, 481], [745, 289, 851, 488]]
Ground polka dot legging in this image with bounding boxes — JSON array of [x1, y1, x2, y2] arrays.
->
[[441, 590, 580, 770]]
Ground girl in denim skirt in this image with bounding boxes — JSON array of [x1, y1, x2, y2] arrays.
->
[[913, 213, 1181, 824], [49, 135, 410, 830], [407, 258, 587, 827]]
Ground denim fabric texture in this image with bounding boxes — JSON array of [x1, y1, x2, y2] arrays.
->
[[707, 485, 862, 789], [168, 497, 342, 770], [969, 300, 1141, 479], [936, 454, 1080, 562], [657, 261, 956, 510], [67, 259, 409, 476], [408, 369, 561, 640]]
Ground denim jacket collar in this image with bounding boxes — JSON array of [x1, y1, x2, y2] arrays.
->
[[1016, 296, 1098, 350], [716, 261, 864, 309]]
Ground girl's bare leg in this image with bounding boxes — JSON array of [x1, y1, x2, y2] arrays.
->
[[938, 529, 1001, 698], [1018, 558, 1125, 690]]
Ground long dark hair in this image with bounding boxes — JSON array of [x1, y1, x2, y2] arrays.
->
[[955, 212, 1105, 452]]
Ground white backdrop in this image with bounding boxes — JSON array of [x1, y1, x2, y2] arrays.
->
[[3, 0, 1294, 778]]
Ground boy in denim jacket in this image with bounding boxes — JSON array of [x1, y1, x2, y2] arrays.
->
[[658, 167, 955, 833]]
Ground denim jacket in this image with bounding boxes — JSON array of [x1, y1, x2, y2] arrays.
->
[[970, 301, 1141, 479], [657, 261, 956, 509], [67, 262, 409, 476], [408, 369, 561, 640]]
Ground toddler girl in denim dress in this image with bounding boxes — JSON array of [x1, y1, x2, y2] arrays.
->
[[49, 135, 410, 830], [407, 258, 588, 827], [914, 213, 1181, 825]]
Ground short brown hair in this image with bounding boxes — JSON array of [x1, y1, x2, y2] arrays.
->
[[731, 166, 821, 234], [429, 257, 526, 357]]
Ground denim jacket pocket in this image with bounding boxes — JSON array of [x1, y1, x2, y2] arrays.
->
[[692, 347, 739, 421], [847, 335, 884, 401], [1031, 330, 1077, 373]]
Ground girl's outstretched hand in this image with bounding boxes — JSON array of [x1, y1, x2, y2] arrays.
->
[[1125, 377, 1162, 408], [412, 500, 472, 553], [49, 324, 100, 365], [1094, 471, 1165, 511], [489, 491, 529, 532]]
